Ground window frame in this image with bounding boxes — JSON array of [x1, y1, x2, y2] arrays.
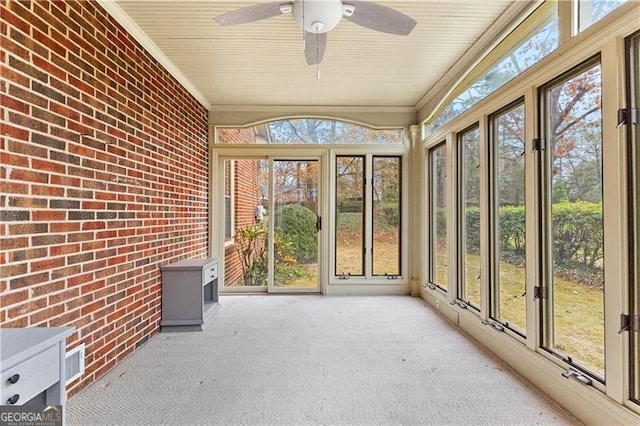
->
[[333, 153, 404, 280], [538, 54, 606, 382], [334, 155, 366, 277], [457, 123, 482, 312], [371, 155, 402, 277], [625, 29, 640, 406], [575, 0, 629, 34], [428, 142, 449, 291], [488, 97, 528, 337], [216, 119, 405, 145]]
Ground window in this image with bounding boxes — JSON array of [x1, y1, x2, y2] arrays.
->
[[458, 125, 481, 309], [540, 58, 605, 378], [576, 0, 628, 33], [336, 156, 365, 276], [489, 100, 526, 335], [429, 6, 558, 133], [429, 143, 448, 290], [335, 155, 403, 278], [373, 157, 401, 276], [218, 119, 404, 144], [626, 30, 640, 405]]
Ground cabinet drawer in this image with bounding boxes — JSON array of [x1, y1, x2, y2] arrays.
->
[[204, 263, 218, 283], [1, 345, 59, 405]]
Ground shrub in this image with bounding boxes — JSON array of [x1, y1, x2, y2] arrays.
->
[[377, 202, 399, 227], [435, 208, 447, 240], [499, 206, 525, 254], [552, 202, 603, 268], [465, 207, 480, 253], [234, 224, 268, 286], [459, 202, 603, 287], [275, 204, 318, 263]]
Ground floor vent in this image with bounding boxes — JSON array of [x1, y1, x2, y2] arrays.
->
[[65, 344, 85, 385]]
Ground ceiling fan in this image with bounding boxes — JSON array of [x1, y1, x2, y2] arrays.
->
[[214, 0, 417, 66]]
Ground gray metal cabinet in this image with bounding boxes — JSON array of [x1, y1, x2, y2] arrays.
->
[[1, 327, 74, 422], [160, 258, 219, 331]]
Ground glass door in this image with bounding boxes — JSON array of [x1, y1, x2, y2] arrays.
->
[[270, 159, 320, 292], [221, 157, 320, 292], [222, 158, 269, 289]]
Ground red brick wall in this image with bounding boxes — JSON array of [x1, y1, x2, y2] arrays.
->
[[0, 0, 209, 395], [217, 128, 255, 145]]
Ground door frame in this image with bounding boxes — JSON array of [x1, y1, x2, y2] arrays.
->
[[212, 144, 410, 295], [213, 146, 328, 294], [267, 156, 323, 294]]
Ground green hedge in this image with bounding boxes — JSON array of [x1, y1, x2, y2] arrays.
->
[[499, 206, 525, 254], [551, 202, 603, 268], [462, 202, 603, 273]]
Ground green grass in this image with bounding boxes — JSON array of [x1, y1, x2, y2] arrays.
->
[[274, 262, 317, 288], [461, 252, 604, 374], [336, 232, 400, 276], [336, 212, 400, 275]]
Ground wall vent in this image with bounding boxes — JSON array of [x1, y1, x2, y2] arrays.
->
[[65, 344, 85, 385]]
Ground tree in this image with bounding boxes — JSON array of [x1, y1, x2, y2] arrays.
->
[[430, 17, 558, 131], [548, 65, 602, 203], [273, 160, 318, 210], [495, 104, 526, 206], [267, 119, 402, 144]]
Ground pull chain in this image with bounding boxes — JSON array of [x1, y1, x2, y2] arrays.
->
[[316, 29, 320, 79]]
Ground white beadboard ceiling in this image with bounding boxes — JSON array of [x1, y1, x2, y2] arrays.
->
[[110, 0, 529, 125]]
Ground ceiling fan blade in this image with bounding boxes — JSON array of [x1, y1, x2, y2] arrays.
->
[[214, 2, 291, 26], [304, 31, 327, 65], [343, 1, 417, 36]]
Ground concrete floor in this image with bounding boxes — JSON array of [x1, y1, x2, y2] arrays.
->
[[67, 295, 580, 425]]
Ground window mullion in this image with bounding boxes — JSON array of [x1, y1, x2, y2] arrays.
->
[[447, 132, 458, 302], [557, 0, 575, 44], [479, 114, 490, 321], [364, 154, 373, 278], [524, 86, 540, 351]]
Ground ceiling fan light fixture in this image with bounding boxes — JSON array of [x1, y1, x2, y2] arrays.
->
[[292, 0, 343, 33], [214, 0, 417, 66]]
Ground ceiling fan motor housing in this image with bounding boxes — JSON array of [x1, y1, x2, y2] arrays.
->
[[292, 0, 344, 33]]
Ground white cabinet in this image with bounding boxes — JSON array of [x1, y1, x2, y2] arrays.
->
[[1, 327, 74, 421]]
